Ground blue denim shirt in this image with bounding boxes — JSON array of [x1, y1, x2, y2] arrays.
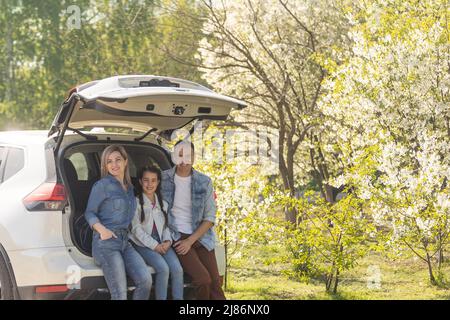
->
[[161, 167, 217, 251], [84, 174, 137, 232]]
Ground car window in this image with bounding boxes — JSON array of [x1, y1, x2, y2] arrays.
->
[[45, 146, 57, 182], [95, 147, 163, 178], [127, 156, 137, 177], [3, 147, 25, 182], [126, 147, 161, 176], [69, 152, 89, 181], [0, 146, 6, 182], [0, 146, 6, 167]]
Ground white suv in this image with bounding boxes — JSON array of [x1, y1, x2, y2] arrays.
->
[[0, 75, 245, 299]]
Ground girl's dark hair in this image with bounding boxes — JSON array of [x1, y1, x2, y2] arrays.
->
[[137, 165, 168, 227]]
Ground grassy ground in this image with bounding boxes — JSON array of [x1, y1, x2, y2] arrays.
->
[[224, 245, 450, 300]]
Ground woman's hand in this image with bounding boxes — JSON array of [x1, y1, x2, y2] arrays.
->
[[100, 228, 117, 240], [94, 223, 117, 241], [174, 238, 193, 255]]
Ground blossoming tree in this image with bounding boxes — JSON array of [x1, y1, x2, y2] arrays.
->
[[320, 0, 450, 284], [197, 0, 352, 223]]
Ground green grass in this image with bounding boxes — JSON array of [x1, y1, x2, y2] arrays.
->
[[224, 245, 450, 300]]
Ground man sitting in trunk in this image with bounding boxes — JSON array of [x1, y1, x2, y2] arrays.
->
[[161, 140, 225, 300]]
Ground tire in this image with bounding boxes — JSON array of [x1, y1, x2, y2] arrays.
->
[[0, 255, 15, 300]]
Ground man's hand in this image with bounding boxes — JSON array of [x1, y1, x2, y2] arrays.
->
[[173, 238, 194, 255]]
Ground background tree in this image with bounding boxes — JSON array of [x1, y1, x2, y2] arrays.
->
[[282, 191, 376, 294], [320, 0, 450, 285], [167, 0, 354, 223], [0, 0, 205, 129]]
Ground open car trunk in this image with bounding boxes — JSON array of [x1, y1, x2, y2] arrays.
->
[[51, 75, 246, 258], [49, 75, 246, 146], [61, 140, 172, 256]]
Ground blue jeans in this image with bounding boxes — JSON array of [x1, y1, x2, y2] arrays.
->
[[133, 243, 184, 300], [92, 230, 152, 300]]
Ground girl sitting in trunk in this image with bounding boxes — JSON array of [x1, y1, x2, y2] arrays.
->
[[129, 165, 184, 300]]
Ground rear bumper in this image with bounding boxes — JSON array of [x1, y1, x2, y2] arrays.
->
[[16, 276, 118, 300], [8, 245, 225, 299], [7, 247, 108, 288]]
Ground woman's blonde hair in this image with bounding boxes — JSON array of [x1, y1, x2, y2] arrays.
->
[[100, 145, 132, 187]]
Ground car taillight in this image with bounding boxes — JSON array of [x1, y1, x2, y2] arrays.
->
[[23, 182, 67, 211], [35, 285, 69, 294]]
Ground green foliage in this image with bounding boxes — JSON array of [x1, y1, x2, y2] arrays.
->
[[227, 243, 450, 300], [277, 190, 378, 293], [0, 0, 206, 130], [321, 0, 450, 286]]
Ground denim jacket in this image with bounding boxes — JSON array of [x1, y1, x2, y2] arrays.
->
[[161, 167, 217, 251], [84, 174, 137, 232]]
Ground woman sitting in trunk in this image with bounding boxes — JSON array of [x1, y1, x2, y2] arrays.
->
[[84, 145, 152, 300], [129, 165, 184, 300]]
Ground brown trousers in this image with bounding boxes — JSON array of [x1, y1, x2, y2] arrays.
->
[[176, 233, 226, 300]]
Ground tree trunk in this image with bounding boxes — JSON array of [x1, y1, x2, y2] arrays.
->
[[223, 225, 228, 291], [425, 253, 437, 285], [279, 144, 298, 224], [437, 231, 444, 269], [4, 0, 14, 102], [324, 184, 335, 203], [438, 247, 444, 269], [333, 270, 339, 294], [326, 260, 336, 293], [325, 272, 333, 292]]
